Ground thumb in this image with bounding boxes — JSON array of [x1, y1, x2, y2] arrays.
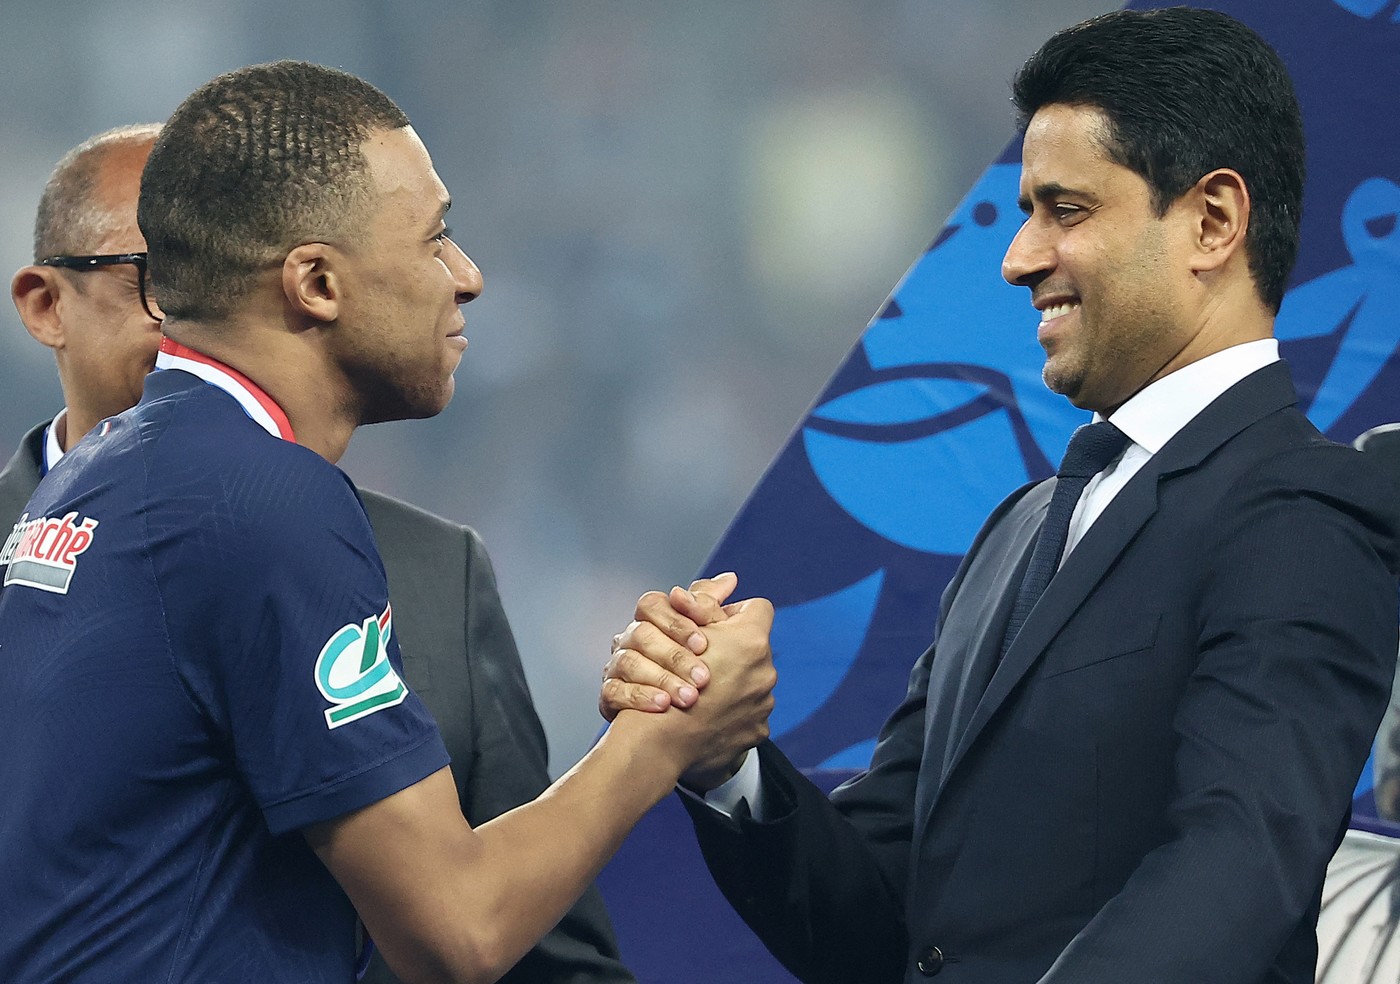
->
[[722, 595, 775, 630], [675, 572, 739, 625]]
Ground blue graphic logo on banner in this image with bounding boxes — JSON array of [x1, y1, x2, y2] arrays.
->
[[804, 165, 1071, 558], [767, 570, 883, 749], [1330, 0, 1400, 20], [1275, 177, 1400, 431]]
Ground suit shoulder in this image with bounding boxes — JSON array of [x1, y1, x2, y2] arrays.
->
[[1241, 419, 1393, 494], [355, 488, 495, 561], [1223, 432, 1400, 561], [358, 487, 466, 536], [0, 421, 48, 525], [967, 478, 1046, 548]]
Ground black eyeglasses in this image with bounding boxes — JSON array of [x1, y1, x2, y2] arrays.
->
[[38, 252, 162, 322]]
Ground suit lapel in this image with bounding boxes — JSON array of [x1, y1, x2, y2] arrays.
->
[[933, 361, 1301, 795], [911, 480, 1046, 846]]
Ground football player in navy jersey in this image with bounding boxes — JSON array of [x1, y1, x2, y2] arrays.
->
[[0, 62, 775, 984], [3, 123, 650, 984]]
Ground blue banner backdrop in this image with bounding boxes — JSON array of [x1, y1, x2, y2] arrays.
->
[[599, 2, 1400, 981]]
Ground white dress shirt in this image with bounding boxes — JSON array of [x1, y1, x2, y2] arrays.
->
[[699, 338, 1282, 819], [42, 408, 68, 475]]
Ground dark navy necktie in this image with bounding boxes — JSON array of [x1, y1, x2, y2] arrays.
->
[[1000, 421, 1130, 658]]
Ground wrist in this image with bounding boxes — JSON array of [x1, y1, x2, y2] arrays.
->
[[599, 710, 691, 799], [679, 750, 748, 795]]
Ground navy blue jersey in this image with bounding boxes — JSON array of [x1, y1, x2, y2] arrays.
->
[[0, 342, 450, 983]]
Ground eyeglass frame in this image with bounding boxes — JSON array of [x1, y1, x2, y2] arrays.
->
[[37, 252, 162, 322]]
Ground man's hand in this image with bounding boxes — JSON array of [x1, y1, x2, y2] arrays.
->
[[601, 573, 777, 791], [599, 572, 739, 719], [642, 595, 777, 791]]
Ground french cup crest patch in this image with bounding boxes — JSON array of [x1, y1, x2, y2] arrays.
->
[[314, 603, 407, 729], [1, 511, 99, 594]]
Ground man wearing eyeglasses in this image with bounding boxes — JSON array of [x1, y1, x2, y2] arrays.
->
[[6, 125, 163, 474], [0, 123, 639, 984]]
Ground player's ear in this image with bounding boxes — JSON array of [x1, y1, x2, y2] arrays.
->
[[1189, 168, 1249, 275], [12, 266, 67, 350], [281, 244, 341, 324]]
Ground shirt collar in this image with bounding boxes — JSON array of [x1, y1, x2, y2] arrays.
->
[[154, 337, 297, 442], [41, 408, 67, 475], [1102, 338, 1280, 454]]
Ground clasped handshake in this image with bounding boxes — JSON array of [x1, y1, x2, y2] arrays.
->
[[600, 572, 777, 793]]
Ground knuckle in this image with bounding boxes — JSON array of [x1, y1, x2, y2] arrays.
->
[[631, 621, 660, 647], [615, 624, 641, 652], [598, 680, 620, 718], [666, 644, 692, 672], [758, 665, 778, 693], [632, 625, 683, 670], [692, 600, 720, 623], [616, 648, 648, 683], [635, 590, 668, 618], [621, 682, 654, 710]]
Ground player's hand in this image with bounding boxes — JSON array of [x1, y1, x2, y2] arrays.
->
[[599, 573, 737, 720], [610, 594, 776, 791]]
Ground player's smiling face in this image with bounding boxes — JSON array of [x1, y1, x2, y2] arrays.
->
[[1001, 103, 1198, 415], [334, 125, 481, 424]]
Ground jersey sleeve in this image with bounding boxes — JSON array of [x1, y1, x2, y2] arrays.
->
[[156, 445, 449, 836]]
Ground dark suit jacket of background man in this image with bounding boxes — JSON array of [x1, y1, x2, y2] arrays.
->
[[0, 420, 635, 984], [683, 361, 1400, 984]]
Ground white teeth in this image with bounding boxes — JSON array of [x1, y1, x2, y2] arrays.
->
[[1040, 302, 1078, 323]]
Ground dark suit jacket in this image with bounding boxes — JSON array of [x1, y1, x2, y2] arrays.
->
[[683, 362, 1400, 984], [0, 420, 634, 984]]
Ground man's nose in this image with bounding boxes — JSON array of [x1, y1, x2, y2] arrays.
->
[[1001, 219, 1052, 287]]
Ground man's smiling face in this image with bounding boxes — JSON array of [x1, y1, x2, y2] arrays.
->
[[1001, 103, 1200, 415]]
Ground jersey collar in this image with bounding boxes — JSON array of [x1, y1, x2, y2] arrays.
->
[[154, 337, 297, 443]]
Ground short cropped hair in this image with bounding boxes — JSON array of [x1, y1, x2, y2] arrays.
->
[[138, 60, 409, 321], [33, 123, 163, 261], [1012, 7, 1305, 312]]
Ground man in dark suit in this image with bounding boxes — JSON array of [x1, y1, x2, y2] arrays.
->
[[3, 124, 634, 984], [602, 9, 1400, 983]]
